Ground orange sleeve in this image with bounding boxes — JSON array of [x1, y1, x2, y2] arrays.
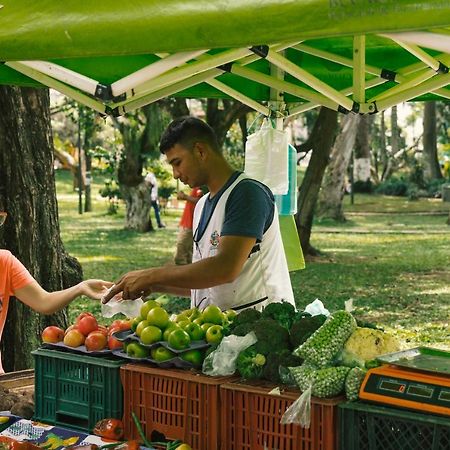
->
[[0, 250, 34, 296]]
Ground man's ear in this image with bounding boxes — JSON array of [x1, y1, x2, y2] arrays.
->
[[194, 142, 209, 160]]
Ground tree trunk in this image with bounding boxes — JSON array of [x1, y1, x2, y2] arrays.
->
[[206, 99, 251, 147], [316, 114, 360, 221], [380, 110, 389, 181], [0, 86, 82, 371], [423, 102, 443, 181], [353, 115, 370, 182], [295, 107, 339, 255]]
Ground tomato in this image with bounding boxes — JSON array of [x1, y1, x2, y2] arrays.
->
[[93, 418, 124, 440]]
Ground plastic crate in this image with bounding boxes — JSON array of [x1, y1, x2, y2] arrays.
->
[[220, 380, 343, 450], [32, 348, 124, 432], [120, 363, 237, 450], [339, 401, 450, 450]]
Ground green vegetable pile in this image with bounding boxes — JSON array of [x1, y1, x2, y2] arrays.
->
[[227, 302, 326, 383], [345, 367, 367, 401]]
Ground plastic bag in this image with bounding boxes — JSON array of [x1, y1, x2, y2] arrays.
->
[[202, 332, 257, 376], [244, 119, 289, 195], [304, 299, 330, 317], [101, 287, 144, 318], [280, 384, 312, 428]]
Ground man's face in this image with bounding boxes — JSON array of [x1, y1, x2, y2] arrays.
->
[[165, 143, 206, 188]]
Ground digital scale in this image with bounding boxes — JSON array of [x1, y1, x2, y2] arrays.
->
[[359, 347, 450, 416]]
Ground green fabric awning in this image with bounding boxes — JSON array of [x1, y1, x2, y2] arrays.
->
[[1, 1, 449, 116]]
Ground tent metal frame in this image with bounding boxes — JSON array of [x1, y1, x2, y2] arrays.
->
[[5, 32, 449, 119]]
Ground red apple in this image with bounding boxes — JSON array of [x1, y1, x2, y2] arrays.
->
[[110, 319, 131, 331], [63, 329, 85, 347], [107, 334, 123, 350], [85, 331, 108, 351], [97, 325, 109, 336], [41, 326, 65, 343], [64, 324, 78, 336], [107, 325, 122, 337], [77, 315, 98, 336], [76, 312, 95, 322]]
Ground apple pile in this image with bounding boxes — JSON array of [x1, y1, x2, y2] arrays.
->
[[123, 301, 237, 366], [41, 312, 132, 352]]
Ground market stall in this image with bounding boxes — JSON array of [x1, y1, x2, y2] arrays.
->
[[0, 2, 449, 449]]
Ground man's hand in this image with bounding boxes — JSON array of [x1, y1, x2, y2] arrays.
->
[[102, 269, 154, 303]]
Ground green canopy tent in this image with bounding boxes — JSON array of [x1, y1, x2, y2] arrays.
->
[[0, 0, 449, 118]]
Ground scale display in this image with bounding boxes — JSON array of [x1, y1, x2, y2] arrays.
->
[[360, 365, 450, 416]]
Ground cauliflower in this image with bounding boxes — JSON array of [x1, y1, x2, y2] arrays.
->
[[338, 327, 401, 368]]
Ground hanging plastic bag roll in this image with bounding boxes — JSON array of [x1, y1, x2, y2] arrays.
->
[[244, 119, 289, 195]]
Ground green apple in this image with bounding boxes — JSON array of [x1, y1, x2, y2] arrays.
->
[[131, 316, 143, 332], [175, 313, 191, 323], [177, 320, 191, 330], [205, 324, 223, 345], [135, 320, 150, 337], [193, 317, 204, 326], [140, 325, 162, 345], [146, 306, 170, 329], [200, 322, 214, 333], [163, 322, 180, 341], [151, 346, 176, 362], [180, 349, 204, 366], [126, 342, 150, 358], [183, 322, 205, 341], [201, 304, 224, 325], [140, 300, 160, 319], [186, 307, 201, 321], [168, 329, 191, 350], [224, 309, 238, 322]]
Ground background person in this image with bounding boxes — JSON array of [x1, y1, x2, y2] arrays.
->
[[144, 171, 166, 228], [104, 117, 294, 312], [174, 187, 203, 265]]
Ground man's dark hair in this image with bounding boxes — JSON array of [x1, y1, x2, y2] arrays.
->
[[159, 116, 220, 154]]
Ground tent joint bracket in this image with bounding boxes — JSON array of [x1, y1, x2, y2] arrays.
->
[[95, 83, 113, 101], [338, 105, 350, 114], [250, 45, 269, 59], [437, 62, 449, 74], [218, 62, 233, 72], [105, 106, 120, 117], [368, 101, 378, 115], [380, 69, 397, 82]]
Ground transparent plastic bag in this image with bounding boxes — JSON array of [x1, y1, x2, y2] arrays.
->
[[101, 287, 144, 318], [244, 119, 289, 195], [202, 332, 257, 376], [280, 384, 312, 428]]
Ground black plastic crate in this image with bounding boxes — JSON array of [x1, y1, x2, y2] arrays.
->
[[339, 401, 450, 450]]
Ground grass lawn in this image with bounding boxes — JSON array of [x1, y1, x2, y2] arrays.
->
[[57, 170, 450, 350]]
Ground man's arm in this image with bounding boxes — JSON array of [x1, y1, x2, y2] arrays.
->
[[103, 235, 256, 301]]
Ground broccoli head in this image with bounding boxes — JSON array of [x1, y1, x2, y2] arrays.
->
[[236, 345, 266, 379], [261, 301, 296, 329], [227, 308, 262, 334], [262, 349, 303, 383], [289, 314, 327, 350], [228, 321, 255, 337], [253, 318, 291, 355]]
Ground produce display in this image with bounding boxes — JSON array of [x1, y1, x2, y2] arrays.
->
[[41, 312, 131, 353], [111, 301, 236, 368]]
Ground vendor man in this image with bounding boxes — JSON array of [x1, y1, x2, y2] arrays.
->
[[103, 116, 294, 311]]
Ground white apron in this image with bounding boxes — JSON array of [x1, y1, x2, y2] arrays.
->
[[191, 173, 294, 311]]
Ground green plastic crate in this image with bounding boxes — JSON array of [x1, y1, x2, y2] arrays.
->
[[339, 401, 450, 450], [32, 348, 124, 432]]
